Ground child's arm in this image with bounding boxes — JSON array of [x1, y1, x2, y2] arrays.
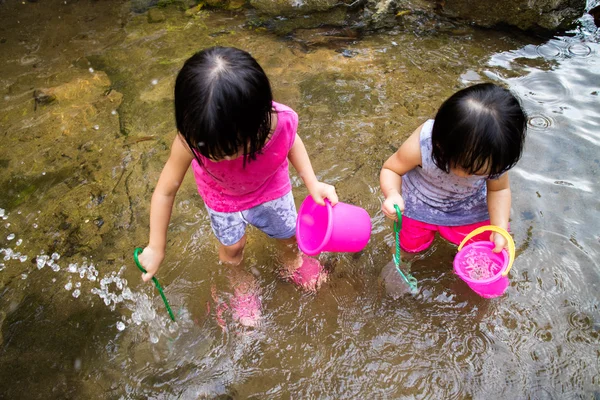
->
[[288, 134, 338, 206], [139, 135, 194, 282], [379, 124, 423, 220], [486, 173, 511, 253]]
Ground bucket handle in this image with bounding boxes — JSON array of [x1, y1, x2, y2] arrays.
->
[[457, 225, 515, 276]]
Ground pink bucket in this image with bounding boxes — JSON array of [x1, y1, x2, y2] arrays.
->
[[296, 196, 371, 256], [453, 242, 510, 298], [453, 226, 515, 299]]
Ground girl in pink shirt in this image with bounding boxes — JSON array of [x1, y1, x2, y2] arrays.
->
[[137, 47, 337, 326]]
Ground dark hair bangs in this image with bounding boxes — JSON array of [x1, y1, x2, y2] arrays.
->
[[452, 119, 516, 177]]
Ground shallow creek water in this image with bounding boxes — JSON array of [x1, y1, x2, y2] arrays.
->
[[0, 0, 599, 398]]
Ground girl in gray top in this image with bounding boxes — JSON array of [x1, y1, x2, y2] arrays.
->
[[380, 83, 527, 253]]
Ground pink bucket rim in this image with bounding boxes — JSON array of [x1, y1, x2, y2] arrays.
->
[[453, 241, 509, 285], [296, 196, 333, 256]]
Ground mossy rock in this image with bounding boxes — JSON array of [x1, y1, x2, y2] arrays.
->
[[250, 0, 351, 17], [148, 8, 167, 22], [439, 0, 585, 31], [201, 0, 247, 10], [156, 0, 197, 10], [268, 7, 349, 35]]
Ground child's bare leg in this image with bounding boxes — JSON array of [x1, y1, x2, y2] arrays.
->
[[217, 235, 261, 327], [276, 236, 301, 268], [219, 235, 246, 265], [276, 236, 327, 291]]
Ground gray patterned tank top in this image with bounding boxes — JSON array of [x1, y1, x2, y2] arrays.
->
[[402, 119, 490, 226]]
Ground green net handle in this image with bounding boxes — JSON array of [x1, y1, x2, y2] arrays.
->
[[392, 205, 418, 292], [134, 248, 175, 321], [393, 204, 402, 265]]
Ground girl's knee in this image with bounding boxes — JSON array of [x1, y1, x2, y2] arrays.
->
[[219, 236, 246, 264]]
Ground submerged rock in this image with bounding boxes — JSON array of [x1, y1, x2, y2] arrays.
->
[[291, 26, 359, 46], [204, 0, 246, 8], [250, 0, 348, 17], [148, 8, 167, 23], [437, 0, 586, 31], [245, 0, 585, 34], [33, 89, 57, 108], [205, 0, 228, 6], [360, 0, 586, 32], [131, 0, 160, 13], [268, 7, 350, 36]]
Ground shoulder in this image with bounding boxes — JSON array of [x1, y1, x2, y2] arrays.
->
[[420, 119, 435, 140], [273, 102, 297, 120], [406, 119, 433, 149], [408, 119, 435, 167], [273, 101, 298, 132], [395, 125, 423, 168]]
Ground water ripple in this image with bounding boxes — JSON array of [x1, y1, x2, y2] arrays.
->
[[528, 114, 553, 129], [535, 43, 564, 59], [567, 310, 592, 330], [177, 199, 192, 213], [567, 42, 593, 58], [518, 73, 571, 105], [422, 363, 466, 400]]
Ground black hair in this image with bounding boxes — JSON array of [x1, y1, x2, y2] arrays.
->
[[431, 83, 527, 178], [174, 46, 273, 164]]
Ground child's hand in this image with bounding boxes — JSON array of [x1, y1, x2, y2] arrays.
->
[[382, 193, 405, 221], [490, 232, 508, 253], [308, 181, 339, 206], [138, 246, 165, 282]]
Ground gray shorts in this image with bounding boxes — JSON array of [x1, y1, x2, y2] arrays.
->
[[205, 191, 297, 246]]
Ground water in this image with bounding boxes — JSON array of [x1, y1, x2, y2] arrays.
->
[[460, 248, 502, 280], [0, 0, 599, 398]]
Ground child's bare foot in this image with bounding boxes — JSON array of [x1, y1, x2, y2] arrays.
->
[[283, 255, 328, 292], [212, 265, 262, 329], [230, 280, 261, 327]]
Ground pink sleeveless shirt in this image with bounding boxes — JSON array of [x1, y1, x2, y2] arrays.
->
[[191, 102, 297, 212]]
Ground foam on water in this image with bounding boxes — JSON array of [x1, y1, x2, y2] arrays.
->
[[0, 209, 184, 343]]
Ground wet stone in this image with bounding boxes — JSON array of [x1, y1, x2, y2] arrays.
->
[[184, 4, 204, 16], [33, 89, 57, 106], [336, 49, 358, 58], [250, 0, 341, 16], [205, 0, 228, 6], [147, 8, 166, 23], [440, 0, 586, 31]]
